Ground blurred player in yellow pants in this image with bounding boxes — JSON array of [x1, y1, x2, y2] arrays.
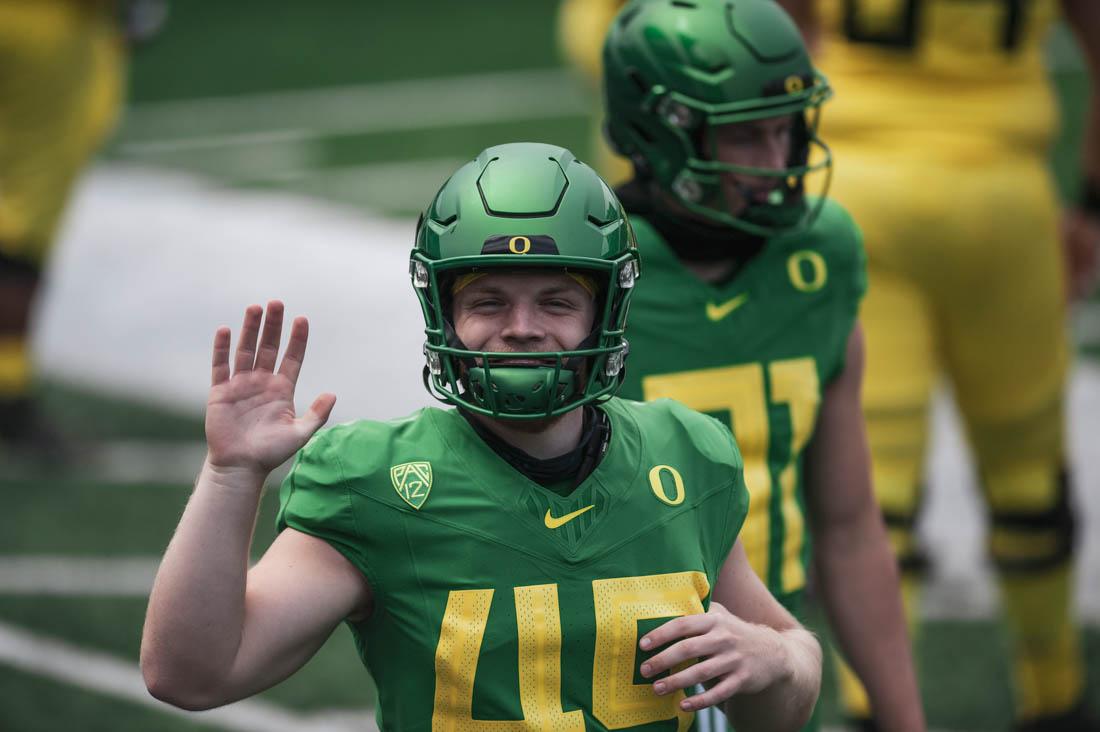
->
[[0, 0, 126, 458], [783, 1, 1100, 730], [560, 0, 1100, 729]]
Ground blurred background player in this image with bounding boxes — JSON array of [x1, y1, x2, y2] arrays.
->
[[560, 0, 1100, 728], [768, 1, 1100, 730], [0, 0, 165, 460], [593, 1, 924, 730]]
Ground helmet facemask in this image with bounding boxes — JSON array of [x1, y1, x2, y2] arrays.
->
[[635, 76, 833, 236], [412, 254, 638, 421]]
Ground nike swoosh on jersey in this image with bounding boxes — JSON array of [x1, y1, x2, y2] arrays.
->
[[705, 293, 749, 321], [543, 504, 595, 529]]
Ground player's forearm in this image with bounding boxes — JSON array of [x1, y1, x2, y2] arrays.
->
[[141, 458, 267, 709], [815, 510, 925, 731], [723, 626, 822, 732]]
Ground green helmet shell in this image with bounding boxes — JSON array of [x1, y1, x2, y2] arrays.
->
[[603, 0, 834, 235], [411, 142, 640, 420]]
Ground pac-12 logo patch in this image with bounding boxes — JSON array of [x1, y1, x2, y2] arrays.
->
[[391, 461, 433, 509]]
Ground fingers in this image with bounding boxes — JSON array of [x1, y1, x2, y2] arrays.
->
[[233, 304, 264, 374], [679, 675, 742, 712], [640, 613, 712, 655], [654, 656, 728, 696], [298, 392, 337, 436], [254, 301, 284, 372], [277, 316, 310, 385], [211, 327, 231, 386], [642, 634, 709, 678]]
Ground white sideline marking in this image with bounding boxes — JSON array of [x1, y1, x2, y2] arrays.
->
[[119, 68, 587, 145], [0, 620, 374, 732], [122, 129, 314, 156], [0, 557, 160, 596], [267, 157, 467, 210], [3, 440, 287, 485], [89, 440, 208, 484]]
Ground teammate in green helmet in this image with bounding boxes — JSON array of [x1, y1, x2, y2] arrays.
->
[[141, 142, 825, 731], [603, 0, 832, 237], [595, 1, 925, 730]]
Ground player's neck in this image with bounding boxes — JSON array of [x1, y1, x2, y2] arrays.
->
[[469, 407, 585, 460], [645, 183, 749, 284]]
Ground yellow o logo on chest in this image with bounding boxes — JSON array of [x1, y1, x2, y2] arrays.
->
[[508, 236, 531, 254], [787, 250, 827, 292], [648, 465, 685, 506]]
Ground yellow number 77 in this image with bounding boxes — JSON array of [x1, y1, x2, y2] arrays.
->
[[643, 358, 819, 592]]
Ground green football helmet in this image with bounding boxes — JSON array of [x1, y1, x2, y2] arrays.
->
[[603, 0, 833, 235], [411, 142, 640, 420]]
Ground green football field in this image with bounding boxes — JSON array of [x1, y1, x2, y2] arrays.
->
[[3, 1, 1098, 730]]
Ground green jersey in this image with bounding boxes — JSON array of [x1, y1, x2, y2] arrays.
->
[[277, 397, 749, 731], [619, 199, 867, 598]]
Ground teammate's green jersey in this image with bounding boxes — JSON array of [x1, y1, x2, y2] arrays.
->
[[277, 397, 749, 732], [619, 199, 866, 598]]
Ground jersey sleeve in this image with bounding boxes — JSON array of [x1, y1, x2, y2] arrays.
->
[[655, 399, 752, 578], [276, 428, 374, 584], [719, 427, 751, 568], [817, 200, 868, 383]]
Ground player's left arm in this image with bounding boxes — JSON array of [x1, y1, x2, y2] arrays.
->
[[638, 541, 822, 731], [804, 324, 925, 731], [1060, 0, 1100, 300]]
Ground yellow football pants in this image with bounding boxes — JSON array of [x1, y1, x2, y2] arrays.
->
[[0, 0, 124, 267], [830, 137, 1081, 722]]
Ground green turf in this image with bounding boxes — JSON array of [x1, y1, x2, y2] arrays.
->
[[0, 596, 373, 713], [127, 0, 564, 102], [810, 612, 1100, 730], [0, 478, 282, 555], [36, 380, 203, 442]]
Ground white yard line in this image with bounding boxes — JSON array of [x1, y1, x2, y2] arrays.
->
[[87, 440, 208, 484], [0, 620, 373, 732], [0, 556, 160, 596], [261, 157, 468, 210], [119, 68, 588, 146], [120, 129, 315, 156], [3, 440, 291, 485]]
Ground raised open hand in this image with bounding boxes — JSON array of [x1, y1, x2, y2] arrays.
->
[[205, 301, 336, 476]]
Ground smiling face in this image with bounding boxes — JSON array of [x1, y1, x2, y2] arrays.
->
[[451, 270, 597, 358], [711, 113, 796, 216]]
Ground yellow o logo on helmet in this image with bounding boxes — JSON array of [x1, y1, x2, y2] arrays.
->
[[787, 250, 827, 292], [784, 75, 805, 94], [648, 465, 685, 506], [508, 236, 531, 254]]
